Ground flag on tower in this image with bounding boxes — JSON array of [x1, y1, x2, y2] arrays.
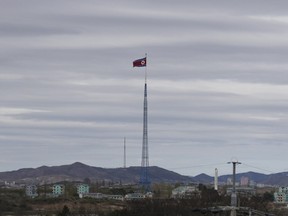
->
[[133, 57, 147, 67]]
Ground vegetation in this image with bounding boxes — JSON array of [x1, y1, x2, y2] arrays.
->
[[57, 205, 70, 216], [152, 183, 174, 198], [0, 183, 285, 216]]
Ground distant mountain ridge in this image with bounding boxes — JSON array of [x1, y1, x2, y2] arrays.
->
[[193, 171, 288, 186], [0, 162, 287, 186], [0, 162, 192, 185]]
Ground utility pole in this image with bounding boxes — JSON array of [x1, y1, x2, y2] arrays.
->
[[228, 159, 241, 216]]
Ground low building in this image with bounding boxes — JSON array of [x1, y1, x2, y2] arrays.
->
[[106, 194, 124, 201], [81, 193, 105, 199], [125, 193, 146, 200], [171, 186, 200, 198], [226, 187, 256, 197], [80, 193, 124, 201]]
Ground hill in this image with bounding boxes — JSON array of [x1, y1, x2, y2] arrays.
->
[[0, 162, 193, 185], [0, 162, 287, 186], [193, 171, 288, 186]]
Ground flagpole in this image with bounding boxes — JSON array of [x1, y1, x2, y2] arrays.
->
[[140, 52, 150, 190], [145, 53, 147, 84]]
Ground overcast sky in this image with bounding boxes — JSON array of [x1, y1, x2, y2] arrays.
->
[[1, 0, 288, 177]]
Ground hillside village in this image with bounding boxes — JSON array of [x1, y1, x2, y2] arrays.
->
[[1, 163, 288, 215], [1, 162, 287, 204]]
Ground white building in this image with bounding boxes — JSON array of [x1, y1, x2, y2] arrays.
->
[[227, 178, 233, 185], [80, 192, 124, 201], [81, 193, 104, 199], [125, 193, 146, 200], [274, 187, 288, 203], [106, 194, 124, 201], [171, 186, 199, 198]]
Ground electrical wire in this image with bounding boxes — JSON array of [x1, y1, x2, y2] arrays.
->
[[240, 163, 275, 174], [168, 162, 227, 170]]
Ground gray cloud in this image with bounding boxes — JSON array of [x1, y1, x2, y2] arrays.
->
[[1, 0, 288, 176]]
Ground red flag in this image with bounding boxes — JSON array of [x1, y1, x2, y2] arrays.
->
[[133, 57, 147, 67]]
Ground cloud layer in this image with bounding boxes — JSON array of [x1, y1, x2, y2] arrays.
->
[[1, 0, 288, 176]]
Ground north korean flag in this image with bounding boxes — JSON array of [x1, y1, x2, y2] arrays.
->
[[133, 57, 147, 67]]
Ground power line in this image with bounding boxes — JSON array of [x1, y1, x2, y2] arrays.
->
[[166, 161, 282, 176], [240, 163, 275, 174], [169, 162, 277, 174], [168, 162, 227, 170]]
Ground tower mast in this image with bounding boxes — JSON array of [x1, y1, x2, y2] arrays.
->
[[132, 54, 150, 190], [140, 54, 150, 190]]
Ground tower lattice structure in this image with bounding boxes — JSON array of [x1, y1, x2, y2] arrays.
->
[[140, 82, 150, 190]]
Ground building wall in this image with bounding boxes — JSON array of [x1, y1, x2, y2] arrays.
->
[[240, 177, 249, 186], [77, 184, 89, 194], [53, 184, 65, 195], [274, 187, 288, 203], [171, 186, 199, 198], [26, 185, 38, 197]]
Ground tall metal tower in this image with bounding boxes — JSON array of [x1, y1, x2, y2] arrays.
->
[[140, 81, 150, 189], [133, 55, 150, 190]]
